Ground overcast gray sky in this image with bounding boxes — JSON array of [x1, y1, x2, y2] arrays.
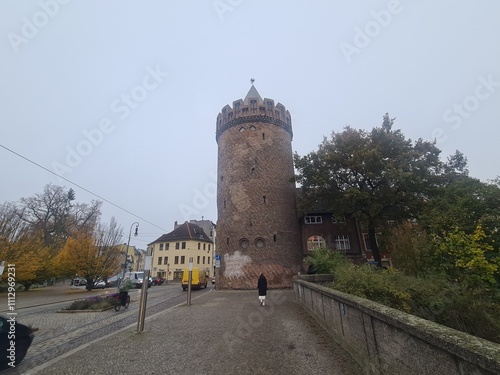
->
[[1, 0, 499, 250]]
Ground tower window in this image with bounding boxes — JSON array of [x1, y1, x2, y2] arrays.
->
[[239, 127, 246, 132], [226, 237, 229, 245], [275, 110, 280, 119], [262, 133, 265, 140], [251, 100, 257, 112], [223, 199, 226, 208], [251, 167, 255, 174], [273, 234, 277, 242], [239, 239, 249, 249], [255, 238, 265, 248], [249, 125, 256, 131], [262, 195, 266, 204]]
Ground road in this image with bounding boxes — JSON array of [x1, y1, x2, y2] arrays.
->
[[0, 283, 209, 374]]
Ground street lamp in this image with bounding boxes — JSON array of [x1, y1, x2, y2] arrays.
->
[[122, 222, 139, 279]]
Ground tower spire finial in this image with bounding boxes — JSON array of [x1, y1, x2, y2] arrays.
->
[[250, 78, 255, 85]]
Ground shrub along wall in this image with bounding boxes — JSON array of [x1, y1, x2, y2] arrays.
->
[[293, 276, 500, 375]]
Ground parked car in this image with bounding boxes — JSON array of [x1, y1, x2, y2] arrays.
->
[[71, 277, 87, 286], [0, 315, 35, 368], [106, 275, 121, 288], [152, 277, 165, 286], [211, 277, 216, 284], [123, 272, 152, 288], [92, 280, 106, 289]]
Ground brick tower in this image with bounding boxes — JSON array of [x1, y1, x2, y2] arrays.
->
[[215, 85, 303, 289]]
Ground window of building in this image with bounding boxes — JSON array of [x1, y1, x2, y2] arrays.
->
[[198, 243, 200, 250], [249, 125, 256, 131], [242, 108, 249, 114], [159, 243, 163, 250], [174, 256, 179, 264], [208, 257, 211, 264], [307, 235, 326, 251], [164, 257, 168, 265], [203, 256, 206, 264], [182, 242, 186, 249], [234, 102, 240, 111], [262, 195, 266, 204], [208, 244, 211, 251], [158, 256, 162, 265], [335, 235, 351, 251], [203, 244, 206, 250], [262, 133, 265, 140], [197, 256, 200, 264], [251, 100, 257, 112], [305, 216, 322, 224], [228, 112, 233, 121], [273, 234, 277, 242], [275, 110, 280, 119], [239, 126, 246, 132], [175, 242, 180, 250], [165, 243, 169, 250], [181, 256, 185, 264]]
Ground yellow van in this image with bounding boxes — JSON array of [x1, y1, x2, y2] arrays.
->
[[181, 267, 208, 291]]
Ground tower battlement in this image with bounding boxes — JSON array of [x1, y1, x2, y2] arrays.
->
[[216, 87, 293, 143]]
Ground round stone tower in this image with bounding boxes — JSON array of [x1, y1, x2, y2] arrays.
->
[[216, 85, 303, 289]]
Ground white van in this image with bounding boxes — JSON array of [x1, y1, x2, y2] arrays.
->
[[123, 271, 152, 289]]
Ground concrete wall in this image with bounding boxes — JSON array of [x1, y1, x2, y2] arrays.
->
[[293, 276, 500, 375]]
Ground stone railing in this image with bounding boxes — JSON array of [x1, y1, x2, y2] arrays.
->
[[293, 276, 500, 375]]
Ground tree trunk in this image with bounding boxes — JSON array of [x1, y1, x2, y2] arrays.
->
[[368, 222, 383, 268]]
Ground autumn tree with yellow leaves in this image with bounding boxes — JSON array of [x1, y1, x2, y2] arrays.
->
[[53, 219, 123, 291]]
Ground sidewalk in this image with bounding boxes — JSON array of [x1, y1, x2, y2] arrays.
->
[[22, 288, 363, 375]]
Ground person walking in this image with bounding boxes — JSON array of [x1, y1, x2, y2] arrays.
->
[[257, 273, 267, 306]]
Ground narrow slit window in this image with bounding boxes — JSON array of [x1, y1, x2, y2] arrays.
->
[[262, 195, 266, 204], [262, 133, 265, 140]]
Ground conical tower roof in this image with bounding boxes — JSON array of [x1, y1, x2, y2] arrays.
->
[[243, 84, 263, 105]]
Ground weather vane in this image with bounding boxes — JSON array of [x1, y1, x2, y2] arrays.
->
[[250, 78, 255, 85]]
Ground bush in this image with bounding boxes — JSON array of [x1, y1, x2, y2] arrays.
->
[[330, 263, 500, 343], [305, 248, 348, 274], [64, 295, 115, 310]]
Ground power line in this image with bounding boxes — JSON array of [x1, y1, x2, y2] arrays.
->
[[0, 144, 168, 232]]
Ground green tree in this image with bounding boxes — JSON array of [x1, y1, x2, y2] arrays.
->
[[433, 226, 498, 287], [294, 114, 442, 266]]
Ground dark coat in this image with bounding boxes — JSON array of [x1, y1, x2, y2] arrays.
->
[[257, 275, 267, 296]]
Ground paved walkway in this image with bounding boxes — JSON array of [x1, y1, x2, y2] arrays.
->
[[3, 285, 363, 375]]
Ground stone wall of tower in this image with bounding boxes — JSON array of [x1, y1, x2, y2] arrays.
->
[[216, 91, 303, 289]]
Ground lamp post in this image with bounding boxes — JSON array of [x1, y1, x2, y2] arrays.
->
[[166, 263, 170, 284], [122, 222, 139, 279]]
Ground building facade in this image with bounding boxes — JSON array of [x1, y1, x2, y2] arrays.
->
[[216, 85, 303, 289], [149, 221, 214, 282]]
